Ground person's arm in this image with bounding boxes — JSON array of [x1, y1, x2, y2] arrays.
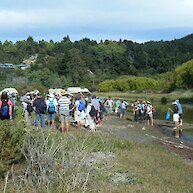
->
[[170, 108, 174, 114], [70, 100, 78, 112], [70, 103, 76, 112], [53, 99, 58, 114], [8, 100, 13, 119]]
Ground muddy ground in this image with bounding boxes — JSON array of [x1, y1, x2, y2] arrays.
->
[[98, 115, 193, 160]]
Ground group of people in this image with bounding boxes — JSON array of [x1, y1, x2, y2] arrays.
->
[[132, 100, 155, 126], [20, 91, 121, 132], [0, 91, 17, 120], [0, 89, 184, 139], [19, 93, 132, 132], [0, 90, 154, 131]]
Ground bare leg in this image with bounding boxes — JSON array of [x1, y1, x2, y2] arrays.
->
[[65, 121, 69, 132], [61, 121, 65, 133], [77, 121, 81, 129]]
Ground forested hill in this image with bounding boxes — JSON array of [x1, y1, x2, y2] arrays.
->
[[0, 33, 193, 87]]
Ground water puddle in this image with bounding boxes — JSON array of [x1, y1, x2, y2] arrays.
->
[[180, 129, 193, 144]]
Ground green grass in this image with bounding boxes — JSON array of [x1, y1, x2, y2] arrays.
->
[[94, 89, 193, 105], [0, 124, 193, 193]]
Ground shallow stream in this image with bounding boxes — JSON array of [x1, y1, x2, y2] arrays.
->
[[154, 105, 193, 144]]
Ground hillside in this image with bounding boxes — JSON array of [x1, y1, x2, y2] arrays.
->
[[0, 34, 193, 91]]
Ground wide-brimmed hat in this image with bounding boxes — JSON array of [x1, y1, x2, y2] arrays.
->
[[61, 89, 68, 96], [147, 101, 151, 104], [172, 101, 177, 105]]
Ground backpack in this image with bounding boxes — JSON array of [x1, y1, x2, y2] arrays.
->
[[48, 99, 55, 114], [78, 100, 85, 111], [26, 103, 34, 114], [38, 99, 47, 114], [89, 105, 97, 118], [1, 99, 9, 117], [100, 103, 105, 112]]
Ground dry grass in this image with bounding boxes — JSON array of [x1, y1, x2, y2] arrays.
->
[[0, 128, 193, 193]]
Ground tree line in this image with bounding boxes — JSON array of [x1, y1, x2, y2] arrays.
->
[[0, 34, 193, 93]]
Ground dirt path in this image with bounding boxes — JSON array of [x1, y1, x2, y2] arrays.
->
[[99, 115, 193, 160]]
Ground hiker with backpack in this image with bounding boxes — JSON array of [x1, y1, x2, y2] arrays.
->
[[0, 91, 13, 120], [84, 99, 96, 131], [46, 93, 58, 128], [91, 95, 100, 124], [71, 95, 86, 129], [21, 95, 34, 127], [33, 93, 47, 128]]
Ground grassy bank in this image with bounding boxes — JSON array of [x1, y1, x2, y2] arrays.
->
[[0, 125, 193, 193], [95, 90, 193, 105]]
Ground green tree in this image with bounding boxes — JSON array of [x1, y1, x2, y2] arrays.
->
[[174, 59, 193, 89]]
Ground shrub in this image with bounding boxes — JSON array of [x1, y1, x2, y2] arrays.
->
[[0, 120, 26, 178], [160, 96, 167, 104], [97, 76, 160, 92], [97, 79, 116, 92]]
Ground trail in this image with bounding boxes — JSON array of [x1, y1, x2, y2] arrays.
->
[[99, 115, 193, 160]]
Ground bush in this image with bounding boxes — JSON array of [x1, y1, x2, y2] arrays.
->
[[0, 120, 26, 178], [97, 79, 116, 92], [160, 97, 167, 104], [97, 76, 160, 92], [5, 130, 133, 192]]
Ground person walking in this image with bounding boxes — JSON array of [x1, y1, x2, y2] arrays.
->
[[120, 100, 128, 119], [46, 93, 58, 128], [106, 97, 114, 115], [22, 96, 33, 127], [172, 101, 180, 138], [58, 90, 71, 133], [114, 98, 120, 114], [9, 93, 17, 120], [146, 101, 154, 126], [0, 91, 12, 120], [33, 93, 46, 128], [175, 99, 183, 126], [85, 99, 96, 131]]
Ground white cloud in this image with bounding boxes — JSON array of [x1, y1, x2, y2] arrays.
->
[[0, 0, 193, 42]]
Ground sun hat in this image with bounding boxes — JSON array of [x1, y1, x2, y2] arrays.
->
[[61, 89, 68, 96], [172, 101, 177, 105], [147, 101, 151, 104]]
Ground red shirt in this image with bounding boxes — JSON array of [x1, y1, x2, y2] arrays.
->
[[0, 99, 12, 108]]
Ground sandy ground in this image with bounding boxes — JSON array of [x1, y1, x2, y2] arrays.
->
[[98, 115, 193, 160]]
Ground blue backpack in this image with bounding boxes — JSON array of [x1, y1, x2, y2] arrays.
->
[[48, 99, 55, 114], [1, 99, 9, 117], [78, 100, 85, 111]]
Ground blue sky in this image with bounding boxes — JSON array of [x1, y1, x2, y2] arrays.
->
[[1, 0, 193, 43]]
